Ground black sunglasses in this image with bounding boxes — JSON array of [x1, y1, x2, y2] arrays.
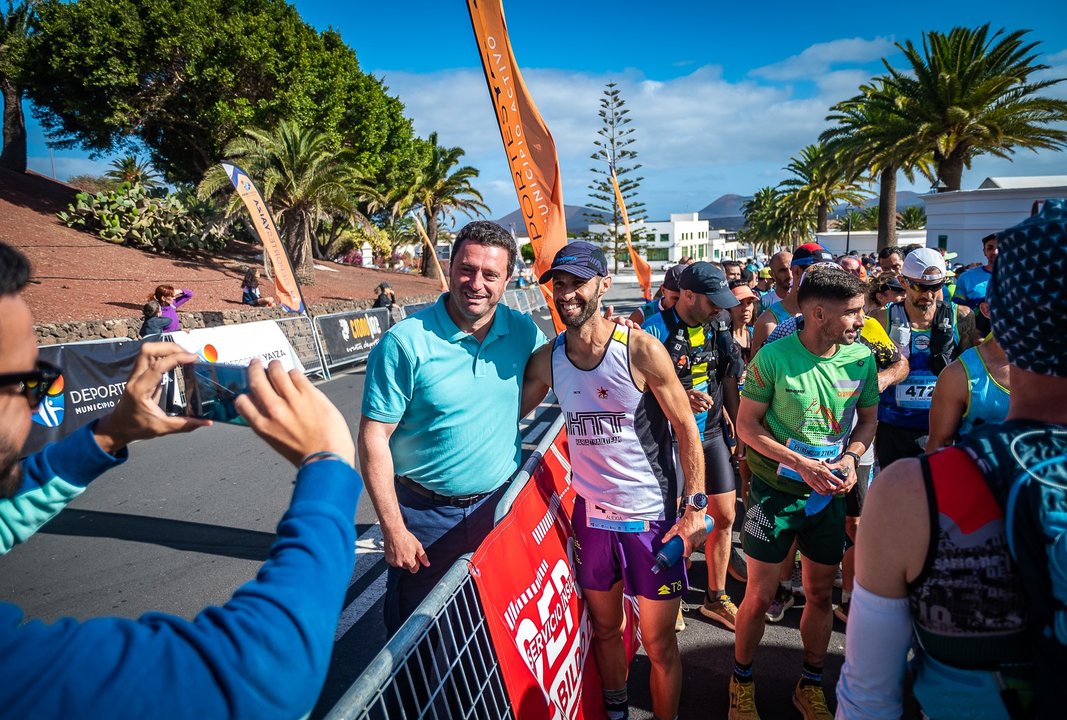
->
[[906, 280, 945, 293], [0, 360, 62, 409]]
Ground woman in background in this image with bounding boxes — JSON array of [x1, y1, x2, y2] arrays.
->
[[241, 268, 276, 308], [152, 284, 193, 332]]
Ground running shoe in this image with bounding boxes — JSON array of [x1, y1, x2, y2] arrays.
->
[[700, 592, 738, 631], [728, 675, 760, 720], [765, 585, 794, 623], [729, 545, 749, 583], [792, 681, 832, 720], [790, 559, 806, 608], [833, 598, 849, 624]]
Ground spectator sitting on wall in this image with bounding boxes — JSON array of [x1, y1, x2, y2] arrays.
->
[[241, 268, 276, 308], [372, 282, 396, 309], [138, 301, 170, 339]]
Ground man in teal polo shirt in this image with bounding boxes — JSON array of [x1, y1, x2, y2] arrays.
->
[[359, 221, 547, 632]]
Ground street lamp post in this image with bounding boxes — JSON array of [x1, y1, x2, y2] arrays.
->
[[845, 210, 852, 254]]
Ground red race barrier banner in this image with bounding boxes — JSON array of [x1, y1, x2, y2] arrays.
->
[[470, 427, 639, 719]]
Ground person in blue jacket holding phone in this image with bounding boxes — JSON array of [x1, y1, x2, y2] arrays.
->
[[0, 241, 363, 720]]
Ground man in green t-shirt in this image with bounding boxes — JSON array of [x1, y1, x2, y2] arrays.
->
[[727, 267, 879, 720]]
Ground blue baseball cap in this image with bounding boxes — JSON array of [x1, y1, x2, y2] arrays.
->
[[539, 241, 609, 284], [679, 262, 739, 309], [792, 243, 834, 267]]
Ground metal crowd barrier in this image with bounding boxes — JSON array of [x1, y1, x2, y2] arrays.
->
[[495, 414, 564, 523], [324, 559, 512, 720], [324, 415, 565, 720], [273, 315, 330, 379]]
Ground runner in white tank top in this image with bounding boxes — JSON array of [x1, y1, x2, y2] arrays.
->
[[523, 242, 707, 720], [550, 325, 678, 520]]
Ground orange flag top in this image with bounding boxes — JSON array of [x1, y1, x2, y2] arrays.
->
[[610, 166, 652, 301], [467, 0, 567, 331]]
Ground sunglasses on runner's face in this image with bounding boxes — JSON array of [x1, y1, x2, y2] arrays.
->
[[0, 361, 62, 410], [906, 280, 945, 293]]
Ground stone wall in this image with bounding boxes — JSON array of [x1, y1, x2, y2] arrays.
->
[[34, 294, 439, 346]]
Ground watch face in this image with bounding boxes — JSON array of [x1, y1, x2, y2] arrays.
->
[[687, 493, 708, 509]]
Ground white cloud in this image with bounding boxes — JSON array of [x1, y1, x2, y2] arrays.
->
[[376, 38, 1067, 220], [750, 37, 896, 81]]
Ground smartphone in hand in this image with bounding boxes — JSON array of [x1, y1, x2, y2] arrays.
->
[[184, 362, 251, 426]]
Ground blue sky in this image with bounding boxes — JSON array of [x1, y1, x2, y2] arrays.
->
[[24, 0, 1067, 221]]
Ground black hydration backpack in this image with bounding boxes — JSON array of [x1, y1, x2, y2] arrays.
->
[[959, 421, 1067, 719]]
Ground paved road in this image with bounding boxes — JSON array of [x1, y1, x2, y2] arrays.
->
[[0, 280, 851, 719]]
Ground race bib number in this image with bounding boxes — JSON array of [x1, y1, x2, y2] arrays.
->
[[587, 504, 650, 533], [777, 438, 842, 482], [896, 374, 937, 409]]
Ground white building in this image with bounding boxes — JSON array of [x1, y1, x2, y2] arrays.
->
[[587, 213, 748, 270], [815, 229, 927, 256], [924, 176, 1067, 265]]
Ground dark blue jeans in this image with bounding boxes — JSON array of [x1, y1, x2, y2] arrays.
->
[[383, 481, 507, 634]]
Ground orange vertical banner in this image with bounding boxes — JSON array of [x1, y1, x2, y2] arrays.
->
[[222, 163, 305, 314], [610, 165, 652, 301], [467, 0, 567, 331]]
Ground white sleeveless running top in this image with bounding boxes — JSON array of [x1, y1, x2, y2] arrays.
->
[[551, 325, 679, 521]]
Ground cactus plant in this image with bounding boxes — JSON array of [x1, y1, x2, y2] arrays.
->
[[58, 183, 230, 251]]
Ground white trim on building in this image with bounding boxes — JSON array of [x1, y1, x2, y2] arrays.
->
[[587, 213, 750, 270], [924, 176, 1067, 265]]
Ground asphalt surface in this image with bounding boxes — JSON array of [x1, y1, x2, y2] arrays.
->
[[1, 281, 852, 719]]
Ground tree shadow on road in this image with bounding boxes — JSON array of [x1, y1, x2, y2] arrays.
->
[[39, 508, 275, 561]]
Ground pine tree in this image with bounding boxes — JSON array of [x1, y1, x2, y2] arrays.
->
[[586, 82, 645, 274]]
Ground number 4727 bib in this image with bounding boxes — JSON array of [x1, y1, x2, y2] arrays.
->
[[896, 372, 937, 409]]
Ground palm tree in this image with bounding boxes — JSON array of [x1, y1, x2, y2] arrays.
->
[[0, 1, 35, 172], [896, 205, 927, 230], [367, 181, 418, 254], [822, 80, 935, 250], [105, 154, 161, 188], [834, 207, 878, 232], [877, 25, 1067, 191], [412, 132, 488, 277], [740, 186, 788, 254], [774, 187, 820, 245], [199, 121, 369, 284], [778, 143, 870, 233]]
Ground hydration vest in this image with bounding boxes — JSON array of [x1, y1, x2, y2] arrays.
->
[[888, 300, 959, 376], [912, 421, 1067, 719], [879, 301, 960, 428]]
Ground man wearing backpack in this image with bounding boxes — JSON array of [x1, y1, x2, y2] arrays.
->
[[869, 247, 977, 467], [836, 199, 1067, 720]]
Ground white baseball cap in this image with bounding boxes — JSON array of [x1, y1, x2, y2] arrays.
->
[[901, 247, 947, 283]]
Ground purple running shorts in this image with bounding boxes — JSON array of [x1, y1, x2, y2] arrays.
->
[[572, 496, 687, 600]]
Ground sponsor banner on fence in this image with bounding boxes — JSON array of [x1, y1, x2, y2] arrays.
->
[[316, 308, 391, 366], [470, 427, 639, 719], [22, 340, 144, 456], [168, 320, 303, 371]]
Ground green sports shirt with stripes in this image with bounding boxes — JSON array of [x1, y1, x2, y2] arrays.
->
[[742, 332, 880, 496]]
